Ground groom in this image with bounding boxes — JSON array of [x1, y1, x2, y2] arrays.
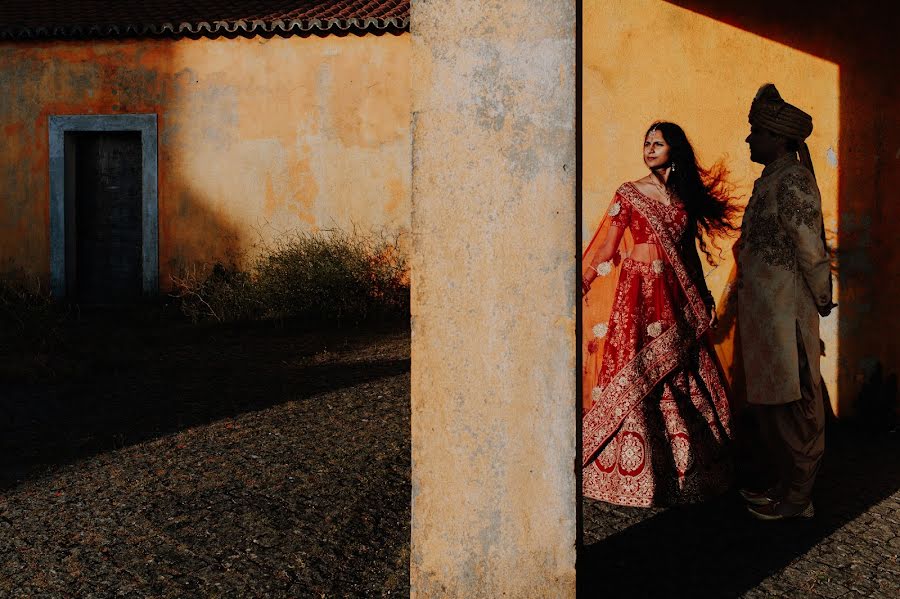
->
[[735, 84, 834, 520]]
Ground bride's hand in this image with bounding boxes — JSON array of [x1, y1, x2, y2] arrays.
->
[[582, 268, 597, 296]]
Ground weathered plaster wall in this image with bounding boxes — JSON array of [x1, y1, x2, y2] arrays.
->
[[583, 0, 900, 415], [0, 33, 410, 286], [410, 1, 576, 596], [663, 0, 900, 416]]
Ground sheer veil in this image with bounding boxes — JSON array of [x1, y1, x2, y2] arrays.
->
[[581, 195, 634, 412]]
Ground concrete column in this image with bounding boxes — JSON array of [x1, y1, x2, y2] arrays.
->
[[410, 1, 577, 596]]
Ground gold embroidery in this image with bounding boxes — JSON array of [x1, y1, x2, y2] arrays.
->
[[778, 171, 819, 230], [742, 186, 800, 272], [594, 260, 613, 276], [583, 322, 691, 464], [744, 213, 795, 271], [619, 184, 708, 332]]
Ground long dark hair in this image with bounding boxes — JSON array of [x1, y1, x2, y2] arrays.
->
[[646, 121, 741, 264]]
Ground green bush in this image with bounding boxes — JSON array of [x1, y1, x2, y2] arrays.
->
[[170, 228, 409, 326]]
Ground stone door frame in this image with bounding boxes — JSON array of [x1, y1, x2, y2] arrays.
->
[[48, 114, 159, 298]]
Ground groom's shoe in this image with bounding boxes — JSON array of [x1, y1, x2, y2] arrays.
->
[[747, 500, 814, 521], [738, 487, 778, 506]]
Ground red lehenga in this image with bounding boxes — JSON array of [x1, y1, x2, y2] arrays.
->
[[582, 182, 733, 507]]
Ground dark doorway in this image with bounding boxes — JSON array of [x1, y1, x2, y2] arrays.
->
[[70, 131, 143, 303]]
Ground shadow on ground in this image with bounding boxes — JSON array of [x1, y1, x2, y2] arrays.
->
[[580, 428, 900, 597], [0, 311, 410, 490], [0, 315, 413, 596]]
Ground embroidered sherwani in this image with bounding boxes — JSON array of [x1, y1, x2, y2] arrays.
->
[[736, 154, 832, 406]]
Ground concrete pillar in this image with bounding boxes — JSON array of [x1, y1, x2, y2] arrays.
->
[[410, 1, 577, 596]]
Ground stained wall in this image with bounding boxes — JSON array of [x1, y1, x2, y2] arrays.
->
[[583, 0, 900, 414], [0, 33, 411, 287], [410, 0, 577, 595]]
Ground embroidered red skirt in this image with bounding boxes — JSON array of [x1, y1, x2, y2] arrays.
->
[[583, 259, 732, 507]]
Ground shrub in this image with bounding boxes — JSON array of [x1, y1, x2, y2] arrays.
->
[[170, 228, 409, 326], [0, 269, 63, 350], [170, 262, 261, 324]]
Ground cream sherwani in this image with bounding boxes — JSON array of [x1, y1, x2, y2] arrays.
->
[[736, 154, 832, 406]]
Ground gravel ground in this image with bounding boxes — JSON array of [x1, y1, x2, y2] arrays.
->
[[1, 319, 410, 598], [2, 317, 898, 597], [582, 428, 900, 598]]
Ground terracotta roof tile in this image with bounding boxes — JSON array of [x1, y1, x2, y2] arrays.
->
[[0, 1, 409, 41]]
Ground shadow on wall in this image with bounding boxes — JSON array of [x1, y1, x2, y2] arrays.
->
[[160, 187, 246, 289], [0, 40, 247, 484], [581, 2, 900, 594], [659, 0, 900, 417], [137, 41, 248, 292], [0, 39, 249, 298], [0, 32, 414, 490]]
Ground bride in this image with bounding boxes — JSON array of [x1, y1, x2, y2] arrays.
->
[[581, 121, 740, 507]]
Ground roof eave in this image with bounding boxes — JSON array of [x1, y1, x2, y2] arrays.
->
[[0, 17, 410, 41]]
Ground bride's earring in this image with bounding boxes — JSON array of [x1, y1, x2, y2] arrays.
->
[[670, 162, 676, 173]]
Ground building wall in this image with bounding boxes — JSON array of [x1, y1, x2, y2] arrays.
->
[[0, 33, 411, 286], [584, 0, 899, 415], [410, 0, 577, 595]]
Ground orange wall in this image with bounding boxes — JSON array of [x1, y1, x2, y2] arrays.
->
[[584, 0, 900, 414], [0, 33, 411, 285]]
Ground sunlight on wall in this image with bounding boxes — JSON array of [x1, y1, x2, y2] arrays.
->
[[0, 34, 411, 288], [583, 0, 841, 411], [163, 35, 411, 276]]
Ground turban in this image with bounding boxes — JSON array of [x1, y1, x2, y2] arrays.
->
[[748, 83, 813, 142], [750, 84, 831, 300]]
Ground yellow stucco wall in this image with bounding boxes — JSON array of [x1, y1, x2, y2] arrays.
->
[[0, 33, 410, 286], [583, 0, 844, 411], [410, 1, 577, 595]]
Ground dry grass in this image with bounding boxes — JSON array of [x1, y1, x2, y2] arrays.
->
[[170, 228, 409, 326], [0, 269, 65, 352]]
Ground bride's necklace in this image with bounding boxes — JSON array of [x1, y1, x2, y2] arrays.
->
[[648, 174, 672, 205]]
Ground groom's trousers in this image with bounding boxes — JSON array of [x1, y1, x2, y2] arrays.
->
[[755, 330, 826, 505]]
